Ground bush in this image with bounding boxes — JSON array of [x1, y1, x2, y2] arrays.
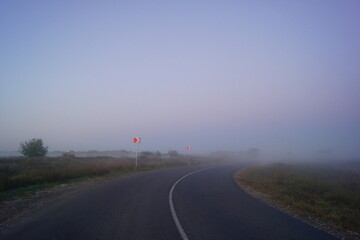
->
[[20, 138, 48, 157]]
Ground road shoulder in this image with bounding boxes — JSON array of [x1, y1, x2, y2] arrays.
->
[[233, 168, 359, 240]]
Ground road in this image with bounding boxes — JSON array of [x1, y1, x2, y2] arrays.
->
[[1, 163, 339, 240]]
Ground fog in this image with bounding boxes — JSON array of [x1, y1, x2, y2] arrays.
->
[[1, 1, 359, 160]]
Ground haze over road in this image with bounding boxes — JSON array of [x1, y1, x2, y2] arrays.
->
[[1, 164, 338, 240]]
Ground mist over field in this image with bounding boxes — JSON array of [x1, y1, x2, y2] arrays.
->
[[1, 1, 359, 159]]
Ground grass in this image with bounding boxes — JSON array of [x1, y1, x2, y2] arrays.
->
[[0, 156, 208, 202], [235, 161, 360, 234]]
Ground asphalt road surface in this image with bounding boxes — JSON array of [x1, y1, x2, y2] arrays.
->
[[1, 163, 339, 240]]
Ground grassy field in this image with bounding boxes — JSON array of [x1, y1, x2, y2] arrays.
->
[[0, 156, 206, 202], [235, 161, 360, 235]]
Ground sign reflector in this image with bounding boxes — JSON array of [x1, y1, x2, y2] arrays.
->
[[185, 146, 191, 151], [133, 137, 141, 143]]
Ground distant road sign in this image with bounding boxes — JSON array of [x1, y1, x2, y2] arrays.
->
[[133, 137, 141, 143], [185, 146, 191, 151]]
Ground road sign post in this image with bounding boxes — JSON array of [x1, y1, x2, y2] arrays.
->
[[133, 137, 141, 169], [185, 146, 191, 166], [136, 143, 138, 168]]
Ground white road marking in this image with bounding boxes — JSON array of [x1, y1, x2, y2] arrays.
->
[[169, 168, 212, 240]]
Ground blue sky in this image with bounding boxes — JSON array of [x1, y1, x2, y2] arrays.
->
[[1, 1, 359, 157]]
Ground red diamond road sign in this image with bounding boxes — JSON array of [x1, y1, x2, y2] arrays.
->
[[133, 137, 141, 143]]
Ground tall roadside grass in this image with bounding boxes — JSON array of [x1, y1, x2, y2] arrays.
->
[[0, 156, 206, 198], [0, 157, 132, 192], [235, 161, 360, 235]]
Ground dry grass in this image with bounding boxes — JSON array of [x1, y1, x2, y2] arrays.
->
[[236, 161, 360, 235], [0, 156, 205, 195]]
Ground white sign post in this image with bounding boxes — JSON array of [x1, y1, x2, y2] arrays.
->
[[133, 137, 141, 169], [185, 146, 191, 166]]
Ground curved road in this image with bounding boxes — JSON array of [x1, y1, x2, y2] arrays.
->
[[1, 163, 338, 240]]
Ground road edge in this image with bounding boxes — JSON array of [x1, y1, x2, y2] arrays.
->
[[233, 168, 359, 240]]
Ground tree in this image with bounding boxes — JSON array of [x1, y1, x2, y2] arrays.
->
[[20, 138, 48, 157], [168, 150, 179, 158], [154, 150, 161, 157], [62, 151, 75, 158], [246, 148, 260, 160], [140, 151, 152, 158]]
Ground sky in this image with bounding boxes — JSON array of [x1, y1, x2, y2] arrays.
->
[[1, 1, 360, 157]]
